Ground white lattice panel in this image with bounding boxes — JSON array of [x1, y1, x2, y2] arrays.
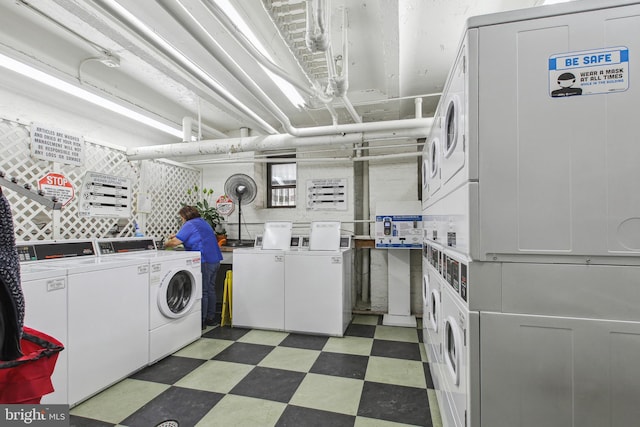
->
[[141, 160, 201, 240], [0, 119, 200, 241]]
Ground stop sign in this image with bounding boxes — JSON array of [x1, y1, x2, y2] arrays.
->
[[38, 173, 75, 207]]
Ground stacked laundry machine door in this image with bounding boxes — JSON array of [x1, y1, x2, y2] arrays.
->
[[422, 2, 640, 426]]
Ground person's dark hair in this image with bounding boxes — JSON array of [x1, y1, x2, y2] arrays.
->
[[179, 205, 201, 221]]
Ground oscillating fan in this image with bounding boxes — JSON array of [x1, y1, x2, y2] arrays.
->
[[223, 173, 257, 247]]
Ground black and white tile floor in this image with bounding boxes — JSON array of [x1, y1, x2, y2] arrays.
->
[[69, 314, 442, 427]]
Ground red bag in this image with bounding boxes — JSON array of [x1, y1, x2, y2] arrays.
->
[[0, 326, 64, 404]]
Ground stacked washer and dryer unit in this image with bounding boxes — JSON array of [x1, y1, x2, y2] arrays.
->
[[422, 2, 640, 426]]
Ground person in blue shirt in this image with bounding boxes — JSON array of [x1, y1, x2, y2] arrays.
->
[[165, 205, 223, 330]]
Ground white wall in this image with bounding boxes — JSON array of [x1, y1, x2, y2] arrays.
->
[[0, 75, 425, 316], [199, 144, 424, 316], [367, 156, 422, 313], [199, 147, 356, 241]]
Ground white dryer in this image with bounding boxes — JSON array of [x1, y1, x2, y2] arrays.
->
[[439, 42, 468, 199], [146, 250, 202, 364], [422, 119, 442, 208]]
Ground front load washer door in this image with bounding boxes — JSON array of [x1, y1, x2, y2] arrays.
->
[[430, 288, 440, 333], [158, 269, 197, 318], [444, 315, 462, 386]]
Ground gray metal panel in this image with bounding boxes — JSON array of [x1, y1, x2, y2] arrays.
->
[[501, 262, 640, 321], [480, 312, 640, 427], [467, 0, 640, 29], [476, 3, 640, 259]]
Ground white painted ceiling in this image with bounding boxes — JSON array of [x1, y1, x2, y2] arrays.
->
[[0, 0, 546, 145]]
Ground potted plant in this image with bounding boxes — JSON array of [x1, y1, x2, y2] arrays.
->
[[185, 185, 227, 243]]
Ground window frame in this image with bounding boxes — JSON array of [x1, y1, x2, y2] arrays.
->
[[267, 154, 297, 208]]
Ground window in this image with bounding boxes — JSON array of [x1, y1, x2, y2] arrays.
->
[[267, 154, 296, 208]]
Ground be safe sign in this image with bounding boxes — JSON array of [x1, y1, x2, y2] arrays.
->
[[548, 46, 628, 97]]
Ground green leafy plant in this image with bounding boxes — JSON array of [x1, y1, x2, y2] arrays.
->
[[185, 185, 226, 235]]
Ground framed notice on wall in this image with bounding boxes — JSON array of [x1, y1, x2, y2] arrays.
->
[[78, 171, 132, 218], [30, 123, 84, 166], [306, 178, 347, 211]]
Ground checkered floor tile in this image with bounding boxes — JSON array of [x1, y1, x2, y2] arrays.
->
[[69, 315, 441, 427]]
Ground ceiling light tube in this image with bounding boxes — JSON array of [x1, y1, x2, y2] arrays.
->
[[0, 51, 183, 138]]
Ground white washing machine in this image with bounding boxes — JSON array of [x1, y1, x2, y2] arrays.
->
[[422, 242, 443, 367], [16, 240, 99, 405], [57, 255, 150, 406], [18, 262, 69, 404], [424, 243, 500, 427], [233, 248, 286, 330], [147, 250, 202, 364], [232, 222, 292, 331], [440, 284, 471, 427], [421, 241, 429, 348], [284, 222, 352, 336], [96, 237, 203, 365]]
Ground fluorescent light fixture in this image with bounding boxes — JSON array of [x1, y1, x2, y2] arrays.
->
[[543, 0, 573, 4], [214, 0, 306, 108], [0, 52, 183, 138]]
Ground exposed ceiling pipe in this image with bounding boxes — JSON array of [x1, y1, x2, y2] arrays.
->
[[201, 0, 316, 98], [182, 151, 423, 166], [305, 0, 330, 52], [126, 121, 432, 160], [415, 97, 423, 118], [162, 0, 298, 133], [201, 0, 335, 119], [92, 0, 279, 135], [201, 1, 382, 136], [182, 116, 193, 142], [184, 140, 427, 164]]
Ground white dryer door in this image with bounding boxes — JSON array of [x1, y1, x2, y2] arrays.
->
[[158, 269, 197, 318], [444, 315, 462, 386]]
